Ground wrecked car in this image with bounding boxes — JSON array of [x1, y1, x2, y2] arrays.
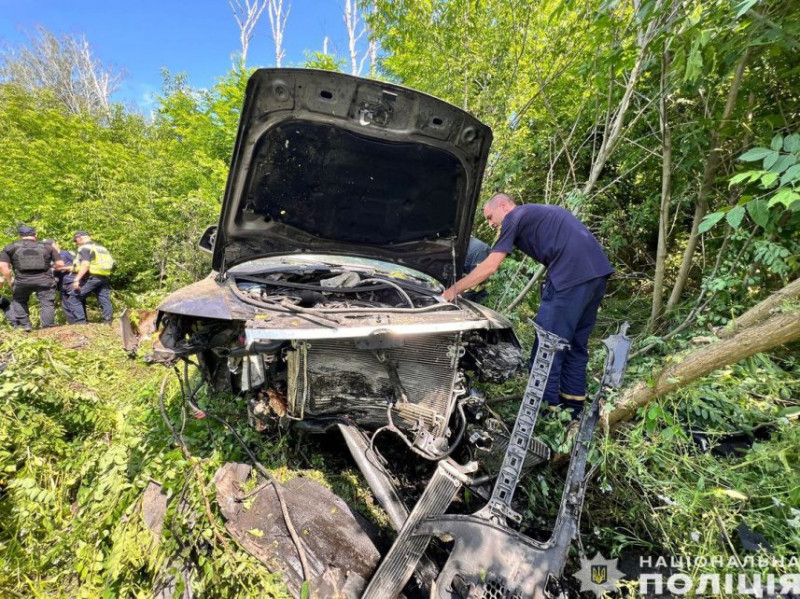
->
[[149, 68, 527, 458], [138, 69, 631, 599]]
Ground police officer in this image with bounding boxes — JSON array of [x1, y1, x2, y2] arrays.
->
[[0, 225, 65, 331], [69, 231, 114, 325], [47, 240, 82, 324]]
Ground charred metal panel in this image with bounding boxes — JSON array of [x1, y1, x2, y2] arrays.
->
[[213, 69, 494, 281], [157, 276, 256, 321]]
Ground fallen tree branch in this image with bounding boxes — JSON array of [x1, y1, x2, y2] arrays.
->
[[603, 310, 800, 429], [716, 277, 800, 339]]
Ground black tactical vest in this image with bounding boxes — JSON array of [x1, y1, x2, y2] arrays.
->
[[11, 241, 49, 273]]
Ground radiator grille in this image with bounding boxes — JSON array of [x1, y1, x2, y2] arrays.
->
[[287, 333, 461, 436]]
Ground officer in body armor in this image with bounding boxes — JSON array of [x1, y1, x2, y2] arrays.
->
[[0, 225, 64, 331], [69, 231, 115, 325]]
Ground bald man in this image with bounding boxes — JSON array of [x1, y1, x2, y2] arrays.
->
[[443, 193, 613, 416]]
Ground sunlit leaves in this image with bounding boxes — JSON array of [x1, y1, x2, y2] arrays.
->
[[709, 132, 800, 233]]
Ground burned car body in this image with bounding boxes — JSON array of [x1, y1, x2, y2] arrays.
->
[[143, 69, 635, 599], [153, 69, 526, 458], [142, 69, 626, 598]]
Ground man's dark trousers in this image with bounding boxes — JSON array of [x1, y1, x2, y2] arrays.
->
[[1, 296, 19, 325], [57, 277, 82, 324], [11, 281, 57, 329], [531, 276, 608, 412], [70, 275, 112, 324]]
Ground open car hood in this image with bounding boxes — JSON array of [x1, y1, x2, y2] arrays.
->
[[213, 69, 493, 283]]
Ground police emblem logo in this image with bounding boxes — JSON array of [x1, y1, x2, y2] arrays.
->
[[576, 553, 623, 597], [591, 565, 608, 585]]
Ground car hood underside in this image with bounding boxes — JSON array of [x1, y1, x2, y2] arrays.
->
[[213, 69, 493, 283]]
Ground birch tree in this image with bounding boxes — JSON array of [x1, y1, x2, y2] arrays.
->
[[267, 0, 290, 67], [344, 0, 376, 76], [228, 0, 268, 65], [0, 27, 121, 115]]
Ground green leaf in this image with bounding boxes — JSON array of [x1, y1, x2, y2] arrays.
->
[[770, 154, 796, 174], [771, 134, 783, 151], [726, 205, 746, 229], [784, 134, 800, 152], [246, 528, 264, 538], [763, 151, 779, 170], [301, 581, 311, 599], [777, 406, 800, 418], [734, 0, 759, 18], [729, 172, 751, 186], [769, 188, 800, 208], [746, 199, 769, 228], [699, 211, 725, 233], [760, 172, 779, 188], [780, 164, 800, 186], [738, 147, 772, 162]]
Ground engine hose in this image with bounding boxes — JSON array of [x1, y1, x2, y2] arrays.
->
[[360, 278, 414, 308], [374, 399, 468, 462]]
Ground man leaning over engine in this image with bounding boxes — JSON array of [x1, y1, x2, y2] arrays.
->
[[442, 193, 613, 417]]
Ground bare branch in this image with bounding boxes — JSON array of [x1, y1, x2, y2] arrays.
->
[[0, 27, 122, 115], [267, 0, 290, 67], [228, 0, 268, 65], [344, 0, 366, 75]]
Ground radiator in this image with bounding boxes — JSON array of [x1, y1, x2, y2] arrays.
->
[[287, 333, 462, 437]]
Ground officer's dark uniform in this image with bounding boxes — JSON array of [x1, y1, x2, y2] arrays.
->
[[0, 227, 61, 330], [492, 204, 614, 414], [0, 295, 15, 324], [54, 248, 81, 324]]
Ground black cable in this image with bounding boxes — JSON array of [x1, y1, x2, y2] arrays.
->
[[175, 363, 312, 586], [372, 399, 468, 462]]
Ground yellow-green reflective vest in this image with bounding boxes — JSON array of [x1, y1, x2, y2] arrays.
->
[[80, 242, 115, 276]]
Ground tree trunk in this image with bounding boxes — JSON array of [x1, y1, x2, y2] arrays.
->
[[666, 49, 750, 312], [649, 49, 673, 328], [604, 309, 800, 429], [267, 0, 289, 67], [716, 277, 800, 339], [505, 1, 668, 312]]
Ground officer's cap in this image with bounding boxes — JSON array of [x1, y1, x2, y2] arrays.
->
[[18, 225, 36, 237], [73, 230, 90, 240]]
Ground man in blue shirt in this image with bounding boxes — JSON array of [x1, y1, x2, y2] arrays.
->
[[46, 240, 81, 324], [443, 193, 613, 416]]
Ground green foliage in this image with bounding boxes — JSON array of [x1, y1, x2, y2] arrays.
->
[[0, 68, 250, 298], [302, 52, 346, 72], [0, 328, 292, 597], [592, 354, 799, 565], [701, 132, 800, 234], [518, 347, 799, 585]]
